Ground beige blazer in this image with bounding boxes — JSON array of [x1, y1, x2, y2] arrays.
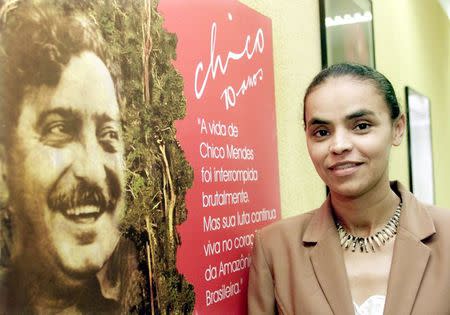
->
[[248, 182, 450, 314]]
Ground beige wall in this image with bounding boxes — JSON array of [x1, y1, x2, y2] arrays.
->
[[374, 0, 450, 208], [240, 0, 450, 217]]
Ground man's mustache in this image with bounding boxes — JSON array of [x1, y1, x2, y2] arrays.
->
[[47, 169, 122, 212]]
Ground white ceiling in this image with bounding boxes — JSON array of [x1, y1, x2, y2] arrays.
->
[[439, 0, 450, 19]]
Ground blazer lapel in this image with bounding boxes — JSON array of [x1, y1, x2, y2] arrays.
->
[[304, 198, 354, 315], [384, 182, 436, 315], [383, 229, 430, 315]]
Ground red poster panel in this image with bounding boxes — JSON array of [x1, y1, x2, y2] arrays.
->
[[159, 0, 281, 313]]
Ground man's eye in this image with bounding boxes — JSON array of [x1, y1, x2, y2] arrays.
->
[[41, 121, 73, 146], [98, 127, 120, 153], [47, 122, 69, 135], [100, 129, 119, 141]]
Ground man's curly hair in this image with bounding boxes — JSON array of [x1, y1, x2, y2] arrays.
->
[[0, 1, 121, 144]]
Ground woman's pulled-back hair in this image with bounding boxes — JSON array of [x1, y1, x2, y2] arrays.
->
[[303, 63, 401, 126]]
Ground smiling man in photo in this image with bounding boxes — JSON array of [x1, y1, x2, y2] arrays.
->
[[0, 2, 136, 313]]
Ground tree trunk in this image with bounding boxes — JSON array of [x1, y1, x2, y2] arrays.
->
[[145, 241, 155, 315], [145, 215, 161, 313], [142, 0, 152, 104], [158, 141, 176, 249]]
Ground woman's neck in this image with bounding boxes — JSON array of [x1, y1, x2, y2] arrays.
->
[[330, 182, 401, 236]]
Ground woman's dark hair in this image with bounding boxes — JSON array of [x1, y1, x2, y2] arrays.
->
[[303, 63, 401, 127]]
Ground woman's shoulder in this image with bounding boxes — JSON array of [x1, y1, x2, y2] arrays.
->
[[409, 193, 450, 224], [424, 204, 450, 230], [396, 182, 450, 236], [410, 200, 450, 244], [425, 204, 450, 219]]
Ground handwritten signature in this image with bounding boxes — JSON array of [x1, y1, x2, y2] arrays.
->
[[194, 21, 265, 104], [221, 68, 263, 110]]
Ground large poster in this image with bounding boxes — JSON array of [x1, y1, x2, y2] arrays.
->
[[159, 0, 281, 313], [0, 1, 194, 313], [0, 0, 279, 313]]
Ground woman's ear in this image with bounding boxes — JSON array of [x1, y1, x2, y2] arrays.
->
[[392, 113, 406, 146]]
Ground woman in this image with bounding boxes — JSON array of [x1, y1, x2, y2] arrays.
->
[[248, 63, 450, 315]]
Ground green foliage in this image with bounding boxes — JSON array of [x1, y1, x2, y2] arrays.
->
[[57, 0, 195, 313]]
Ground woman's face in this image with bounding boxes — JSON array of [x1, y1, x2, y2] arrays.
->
[[304, 76, 405, 198]]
